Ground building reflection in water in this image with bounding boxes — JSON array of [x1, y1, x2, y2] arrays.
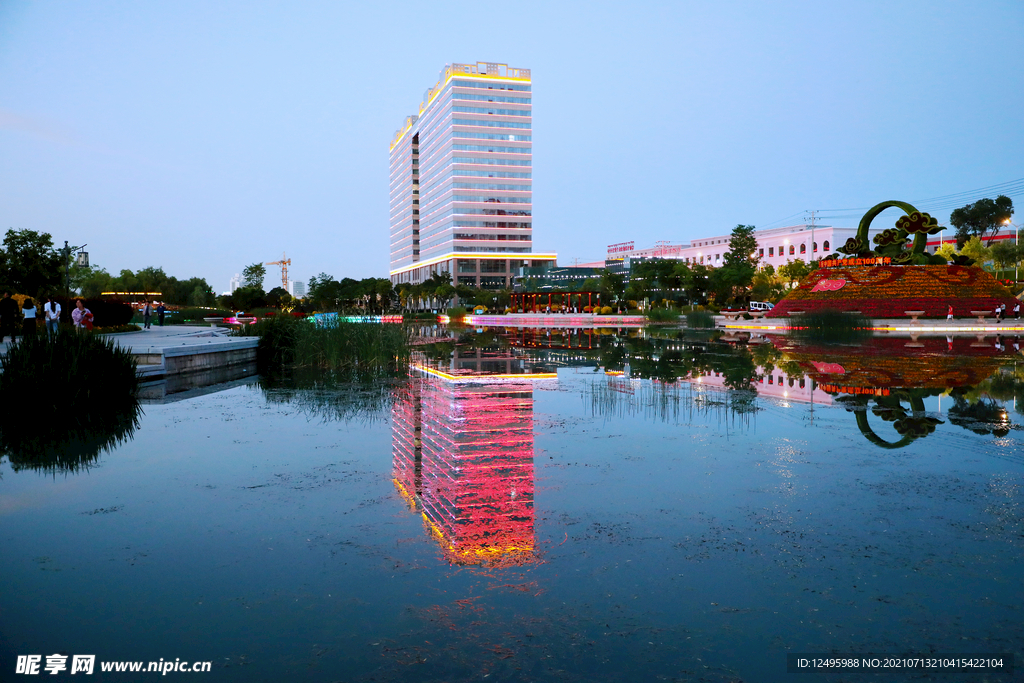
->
[[392, 348, 554, 567]]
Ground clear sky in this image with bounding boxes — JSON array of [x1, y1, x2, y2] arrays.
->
[[1, 0, 1022, 292]]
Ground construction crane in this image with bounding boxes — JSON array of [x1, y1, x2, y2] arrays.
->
[[266, 252, 291, 292]]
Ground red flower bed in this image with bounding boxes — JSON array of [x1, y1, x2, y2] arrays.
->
[[766, 265, 1017, 318]]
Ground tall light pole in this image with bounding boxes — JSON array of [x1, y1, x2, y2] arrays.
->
[[64, 241, 87, 301], [1005, 219, 1019, 285]]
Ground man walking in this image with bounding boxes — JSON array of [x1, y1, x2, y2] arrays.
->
[[0, 291, 19, 343], [157, 302, 166, 326], [143, 301, 153, 329]]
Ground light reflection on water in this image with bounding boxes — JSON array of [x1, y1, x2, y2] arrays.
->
[[1, 328, 1022, 682]]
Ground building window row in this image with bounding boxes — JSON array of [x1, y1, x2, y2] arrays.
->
[[452, 79, 531, 92], [451, 106, 531, 118], [452, 93, 531, 104]]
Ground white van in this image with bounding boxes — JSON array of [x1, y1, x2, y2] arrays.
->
[[749, 301, 774, 312]]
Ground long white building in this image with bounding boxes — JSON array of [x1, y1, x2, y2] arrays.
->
[[602, 224, 878, 269]]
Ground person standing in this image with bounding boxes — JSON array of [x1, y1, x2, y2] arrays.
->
[[143, 301, 153, 329], [1015, 302, 1021, 320], [44, 297, 61, 338], [157, 302, 166, 327], [71, 299, 93, 331], [995, 304, 1003, 323], [947, 304, 954, 321], [0, 291, 18, 343], [21, 298, 37, 337]]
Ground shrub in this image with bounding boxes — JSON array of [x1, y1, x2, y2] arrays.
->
[[0, 332, 141, 472], [404, 311, 438, 321], [600, 306, 613, 314], [173, 307, 232, 322], [685, 310, 716, 328], [447, 305, 469, 319], [792, 308, 871, 342]]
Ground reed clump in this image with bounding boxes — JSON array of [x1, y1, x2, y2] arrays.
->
[[792, 308, 871, 342], [685, 310, 716, 329], [244, 314, 409, 377], [0, 332, 141, 472]]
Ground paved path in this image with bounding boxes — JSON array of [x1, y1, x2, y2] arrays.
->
[[0, 325, 249, 356]]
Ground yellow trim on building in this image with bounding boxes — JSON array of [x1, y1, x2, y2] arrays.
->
[[390, 252, 556, 276]]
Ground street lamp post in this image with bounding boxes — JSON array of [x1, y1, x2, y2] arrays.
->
[[64, 241, 87, 302], [1004, 219, 1019, 285]]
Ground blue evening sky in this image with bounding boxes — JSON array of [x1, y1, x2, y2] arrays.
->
[[1, 1, 1022, 291]]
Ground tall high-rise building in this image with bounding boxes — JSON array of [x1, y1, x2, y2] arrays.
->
[[288, 280, 305, 298], [229, 273, 242, 294], [389, 61, 555, 290]]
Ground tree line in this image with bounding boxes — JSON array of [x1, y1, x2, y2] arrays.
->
[[0, 228, 216, 305]]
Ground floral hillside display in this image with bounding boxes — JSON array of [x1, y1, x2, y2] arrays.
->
[[766, 200, 1018, 318], [768, 334, 1013, 392]]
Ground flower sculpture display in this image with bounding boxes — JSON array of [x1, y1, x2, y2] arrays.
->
[[767, 200, 1017, 318], [767, 335, 1015, 449]]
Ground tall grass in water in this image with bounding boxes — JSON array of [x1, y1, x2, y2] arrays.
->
[[0, 333, 141, 472], [242, 314, 409, 377], [646, 307, 681, 323], [685, 310, 716, 329], [792, 308, 871, 342]]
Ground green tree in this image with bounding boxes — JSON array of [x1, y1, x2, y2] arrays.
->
[[960, 236, 992, 267], [778, 259, 811, 287], [950, 195, 1014, 246], [709, 224, 760, 304], [0, 228, 64, 296], [242, 262, 267, 289], [600, 269, 626, 303], [989, 240, 1021, 276], [265, 286, 292, 308]]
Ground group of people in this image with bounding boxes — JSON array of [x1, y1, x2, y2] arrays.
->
[[139, 301, 166, 329], [0, 293, 95, 343], [994, 303, 1019, 323], [946, 302, 1021, 322]]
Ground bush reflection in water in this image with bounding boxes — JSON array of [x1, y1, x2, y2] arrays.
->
[[0, 332, 142, 473]]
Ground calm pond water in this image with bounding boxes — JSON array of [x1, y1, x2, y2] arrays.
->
[[2, 327, 1022, 682]]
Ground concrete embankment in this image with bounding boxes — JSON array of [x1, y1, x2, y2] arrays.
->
[[110, 325, 259, 398]]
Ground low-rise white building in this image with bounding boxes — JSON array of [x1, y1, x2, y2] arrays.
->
[[608, 224, 881, 269]]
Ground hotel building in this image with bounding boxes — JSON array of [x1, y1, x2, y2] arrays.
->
[[393, 349, 545, 567], [389, 61, 556, 289]]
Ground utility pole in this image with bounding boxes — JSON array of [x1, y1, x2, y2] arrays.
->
[[807, 210, 817, 262]]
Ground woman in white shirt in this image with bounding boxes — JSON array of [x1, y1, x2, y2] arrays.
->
[[44, 297, 61, 338], [21, 298, 37, 337]]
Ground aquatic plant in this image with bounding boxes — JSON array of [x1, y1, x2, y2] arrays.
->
[[685, 310, 715, 329], [0, 332, 141, 472], [645, 307, 680, 323], [242, 314, 409, 376], [259, 368, 399, 424], [791, 308, 871, 342], [446, 305, 469, 319]]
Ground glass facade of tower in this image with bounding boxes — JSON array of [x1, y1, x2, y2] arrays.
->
[[389, 62, 555, 289]]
